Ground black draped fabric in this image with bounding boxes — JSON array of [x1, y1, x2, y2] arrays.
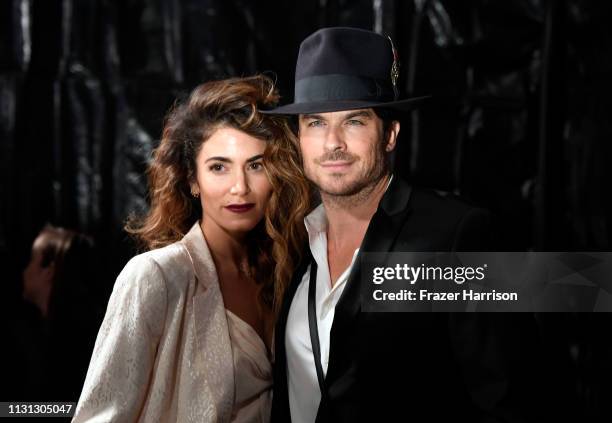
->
[[1, 1, 611, 419]]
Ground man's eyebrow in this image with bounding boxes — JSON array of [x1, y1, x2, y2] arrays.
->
[[300, 114, 326, 121], [344, 110, 373, 120]]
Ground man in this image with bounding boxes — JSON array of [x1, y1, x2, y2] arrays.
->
[[265, 27, 560, 422]]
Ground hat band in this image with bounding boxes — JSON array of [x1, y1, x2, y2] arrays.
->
[[294, 74, 395, 104]]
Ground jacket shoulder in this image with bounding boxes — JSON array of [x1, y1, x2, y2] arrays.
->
[[122, 242, 194, 290], [399, 187, 491, 250], [409, 187, 479, 213], [408, 187, 488, 224], [115, 242, 195, 330]]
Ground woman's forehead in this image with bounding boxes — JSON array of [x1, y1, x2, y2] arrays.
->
[[200, 127, 266, 158]]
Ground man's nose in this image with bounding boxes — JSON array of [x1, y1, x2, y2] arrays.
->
[[323, 127, 346, 152]]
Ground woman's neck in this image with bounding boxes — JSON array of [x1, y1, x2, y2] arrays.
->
[[200, 218, 249, 268]]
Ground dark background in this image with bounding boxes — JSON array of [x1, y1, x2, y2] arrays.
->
[[1, 0, 611, 418]]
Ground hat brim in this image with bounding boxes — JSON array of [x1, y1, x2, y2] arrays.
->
[[261, 95, 430, 115]]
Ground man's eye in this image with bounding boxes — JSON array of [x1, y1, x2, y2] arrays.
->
[[209, 163, 225, 172], [307, 120, 324, 127], [347, 119, 364, 126]]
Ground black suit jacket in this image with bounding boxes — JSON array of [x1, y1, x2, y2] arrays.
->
[[272, 177, 569, 422]]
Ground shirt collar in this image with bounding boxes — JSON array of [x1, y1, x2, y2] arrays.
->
[[304, 203, 327, 236], [386, 174, 394, 190]]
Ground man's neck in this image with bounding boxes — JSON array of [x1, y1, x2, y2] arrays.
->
[[322, 174, 390, 254]]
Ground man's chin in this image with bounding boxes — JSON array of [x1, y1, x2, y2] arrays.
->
[[311, 172, 388, 198], [317, 181, 364, 197]]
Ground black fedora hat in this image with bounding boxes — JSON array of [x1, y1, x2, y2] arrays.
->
[[263, 27, 429, 115]]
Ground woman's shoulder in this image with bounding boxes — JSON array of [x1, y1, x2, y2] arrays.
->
[[118, 241, 194, 294]]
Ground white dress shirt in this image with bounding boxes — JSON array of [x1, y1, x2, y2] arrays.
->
[[285, 176, 393, 423], [285, 204, 359, 423]]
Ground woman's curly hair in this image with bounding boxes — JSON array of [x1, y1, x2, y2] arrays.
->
[[126, 74, 312, 317]]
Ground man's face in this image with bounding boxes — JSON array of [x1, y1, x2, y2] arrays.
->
[[298, 108, 399, 197]]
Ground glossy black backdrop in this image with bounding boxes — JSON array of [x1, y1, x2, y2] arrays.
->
[[1, 0, 611, 416]]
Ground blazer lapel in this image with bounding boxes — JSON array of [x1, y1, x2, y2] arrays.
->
[[327, 177, 413, 381], [182, 223, 235, 423]]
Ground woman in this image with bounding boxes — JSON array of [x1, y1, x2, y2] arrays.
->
[[73, 75, 310, 422]]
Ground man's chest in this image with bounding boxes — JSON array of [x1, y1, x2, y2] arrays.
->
[[328, 252, 355, 286]]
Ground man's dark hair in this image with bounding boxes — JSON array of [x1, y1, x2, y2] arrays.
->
[[373, 108, 402, 171], [373, 108, 401, 137]]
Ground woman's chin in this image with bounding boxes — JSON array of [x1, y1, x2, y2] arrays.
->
[[221, 220, 261, 236]]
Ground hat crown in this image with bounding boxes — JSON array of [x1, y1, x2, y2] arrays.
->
[[260, 26, 429, 115], [296, 27, 394, 82]]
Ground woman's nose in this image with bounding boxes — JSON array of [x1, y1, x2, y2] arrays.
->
[[230, 169, 250, 195]]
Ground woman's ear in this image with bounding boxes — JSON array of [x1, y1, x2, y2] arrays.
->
[[190, 183, 200, 198]]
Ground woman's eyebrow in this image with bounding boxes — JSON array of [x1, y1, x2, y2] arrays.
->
[[204, 154, 264, 163], [204, 156, 231, 163]]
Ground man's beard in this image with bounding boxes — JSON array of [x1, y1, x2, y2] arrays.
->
[[307, 141, 388, 200]]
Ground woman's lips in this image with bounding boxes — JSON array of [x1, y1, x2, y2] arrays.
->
[[225, 203, 255, 213]]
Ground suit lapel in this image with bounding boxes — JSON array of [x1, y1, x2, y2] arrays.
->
[[182, 223, 235, 423], [327, 177, 413, 381]]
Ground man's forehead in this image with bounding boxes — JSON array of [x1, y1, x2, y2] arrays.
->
[[299, 108, 376, 120]]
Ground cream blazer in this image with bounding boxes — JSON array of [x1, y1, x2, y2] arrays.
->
[[73, 223, 237, 422]]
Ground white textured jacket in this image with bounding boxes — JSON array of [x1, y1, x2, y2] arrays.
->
[[73, 223, 236, 422]]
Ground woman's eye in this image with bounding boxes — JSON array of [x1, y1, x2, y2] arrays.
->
[[249, 162, 264, 171], [209, 163, 225, 172]]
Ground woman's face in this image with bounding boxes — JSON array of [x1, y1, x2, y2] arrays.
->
[[193, 127, 272, 237]]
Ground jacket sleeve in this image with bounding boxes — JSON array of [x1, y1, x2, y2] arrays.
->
[[72, 255, 168, 423], [452, 206, 493, 251], [450, 208, 553, 422]]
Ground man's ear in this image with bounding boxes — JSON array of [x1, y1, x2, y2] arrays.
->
[[385, 121, 400, 152]]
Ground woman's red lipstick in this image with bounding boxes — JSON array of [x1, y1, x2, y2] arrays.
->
[[226, 203, 255, 213]]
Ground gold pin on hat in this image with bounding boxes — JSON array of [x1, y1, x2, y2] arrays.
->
[[388, 36, 400, 100]]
